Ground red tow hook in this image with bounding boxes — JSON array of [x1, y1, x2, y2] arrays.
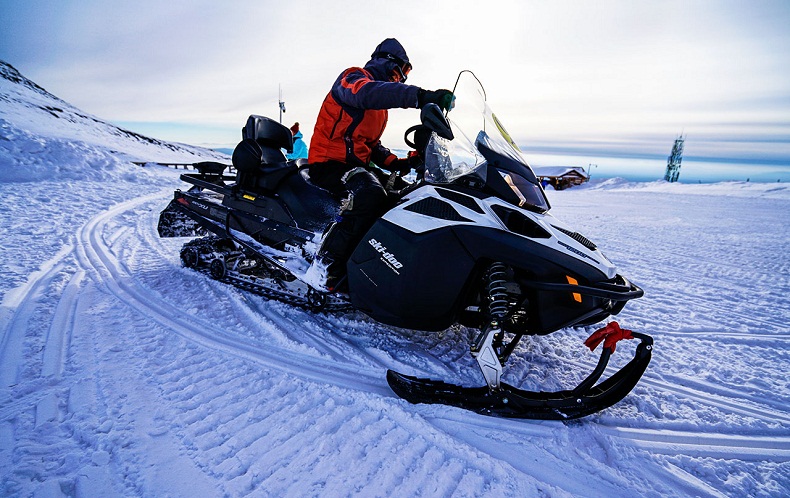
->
[[584, 321, 634, 353]]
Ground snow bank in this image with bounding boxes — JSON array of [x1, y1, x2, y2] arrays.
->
[[0, 119, 159, 183], [578, 177, 790, 199]]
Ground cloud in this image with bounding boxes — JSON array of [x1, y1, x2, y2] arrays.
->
[[1, 0, 788, 165]]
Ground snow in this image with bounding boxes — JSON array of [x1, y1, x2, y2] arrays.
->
[[2, 61, 789, 497], [579, 176, 790, 199]]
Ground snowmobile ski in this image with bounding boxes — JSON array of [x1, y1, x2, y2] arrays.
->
[[387, 327, 652, 420]]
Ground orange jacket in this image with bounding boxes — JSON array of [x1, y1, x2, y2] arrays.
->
[[309, 64, 420, 169]]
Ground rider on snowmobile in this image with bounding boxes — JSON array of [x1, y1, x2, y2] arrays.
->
[[308, 38, 454, 291]]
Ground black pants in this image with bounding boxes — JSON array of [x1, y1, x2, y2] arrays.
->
[[309, 161, 390, 275]]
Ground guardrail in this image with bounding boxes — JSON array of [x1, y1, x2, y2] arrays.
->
[[132, 161, 236, 173]]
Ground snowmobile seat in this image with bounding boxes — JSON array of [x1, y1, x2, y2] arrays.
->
[[231, 137, 295, 193], [298, 164, 319, 187], [277, 166, 340, 231], [229, 115, 298, 193]]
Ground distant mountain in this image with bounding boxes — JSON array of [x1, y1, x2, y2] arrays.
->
[[213, 148, 236, 156], [0, 60, 227, 164]]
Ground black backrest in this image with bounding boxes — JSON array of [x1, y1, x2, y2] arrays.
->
[[232, 139, 289, 173], [242, 115, 293, 153], [231, 115, 298, 193]]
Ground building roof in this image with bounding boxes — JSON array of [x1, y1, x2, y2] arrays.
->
[[532, 166, 589, 179]]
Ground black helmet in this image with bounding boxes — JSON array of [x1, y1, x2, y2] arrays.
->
[[371, 38, 412, 82]]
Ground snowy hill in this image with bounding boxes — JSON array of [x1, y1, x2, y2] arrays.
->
[[579, 177, 790, 199], [1, 62, 789, 497], [0, 60, 227, 182]]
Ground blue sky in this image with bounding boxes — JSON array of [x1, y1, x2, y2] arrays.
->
[[1, 0, 789, 181]]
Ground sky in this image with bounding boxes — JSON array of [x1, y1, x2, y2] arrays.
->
[[1, 0, 789, 181]]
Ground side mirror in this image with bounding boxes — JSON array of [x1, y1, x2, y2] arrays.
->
[[420, 103, 454, 140]]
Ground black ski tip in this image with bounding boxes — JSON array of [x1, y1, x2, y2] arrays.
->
[[387, 369, 524, 418], [386, 369, 584, 420], [386, 340, 652, 421]]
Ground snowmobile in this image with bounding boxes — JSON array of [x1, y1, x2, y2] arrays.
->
[[157, 71, 652, 420]]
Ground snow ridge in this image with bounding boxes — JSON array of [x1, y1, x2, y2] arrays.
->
[[0, 61, 65, 104], [0, 60, 228, 165], [578, 177, 790, 199]]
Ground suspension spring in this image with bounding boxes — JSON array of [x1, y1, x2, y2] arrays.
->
[[485, 262, 510, 320]]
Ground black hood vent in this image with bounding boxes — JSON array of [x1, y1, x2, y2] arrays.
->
[[404, 198, 472, 222], [492, 205, 551, 239], [436, 188, 484, 213], [552, 225, 597, 251]]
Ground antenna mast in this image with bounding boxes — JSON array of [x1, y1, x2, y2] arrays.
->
[[278, 85, 286, 124]]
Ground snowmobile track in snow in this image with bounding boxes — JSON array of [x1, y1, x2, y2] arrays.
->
[[73, 192, 392, 397], [4, 181, 777, 498], [58, 191, 790, 462], [1, 187, 787, 497], [3, 190, 787, 471]]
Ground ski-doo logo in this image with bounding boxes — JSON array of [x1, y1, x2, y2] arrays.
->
[[191, 200, 210, 211], [368, 238, 403, 272]]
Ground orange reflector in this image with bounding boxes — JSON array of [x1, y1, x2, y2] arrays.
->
[[566, 276, 582, 303]]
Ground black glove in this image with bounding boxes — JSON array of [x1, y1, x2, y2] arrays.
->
[[418, 89, 454, 111], [390, 151, 422, 176]]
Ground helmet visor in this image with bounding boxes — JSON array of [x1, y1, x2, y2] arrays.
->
[[374, 51, 412, 82], [394, 61, 412, 82]]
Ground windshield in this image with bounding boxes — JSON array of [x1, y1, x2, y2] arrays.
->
[[424, 71, 550, 213]]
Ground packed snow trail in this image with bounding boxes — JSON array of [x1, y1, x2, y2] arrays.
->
[[1, 175, 789, 497]]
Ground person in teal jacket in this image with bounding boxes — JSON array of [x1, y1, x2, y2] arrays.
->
[[286, 122, 309, 160]]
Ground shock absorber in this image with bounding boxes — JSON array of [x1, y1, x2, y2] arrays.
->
[[472, 262, 511, 391], [485, 262, 509, 320]]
